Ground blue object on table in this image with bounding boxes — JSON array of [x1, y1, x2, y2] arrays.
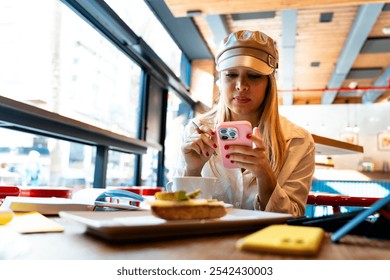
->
[[331, 193, 390, 243], [95, 189, 144, 202], [94, 189, 145, 210]]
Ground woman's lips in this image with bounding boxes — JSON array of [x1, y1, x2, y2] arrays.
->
[[233, 96, 251, 104]]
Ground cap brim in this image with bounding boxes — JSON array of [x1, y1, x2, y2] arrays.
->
[[216, 55, 274, 75]]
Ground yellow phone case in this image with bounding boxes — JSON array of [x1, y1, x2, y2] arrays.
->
[[236, 224, 325, 256]]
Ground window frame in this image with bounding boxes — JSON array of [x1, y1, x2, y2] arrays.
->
[[0, 95, 161, 188]]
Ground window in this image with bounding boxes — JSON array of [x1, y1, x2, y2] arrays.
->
[[0, 127, 95, 190], [105, 0, 182, 77], [0, 0, 194, 189], [164, 91, 193, 183], [106, 150, 136, 187], [141, 148, 159, 186], [0, 0, 142, 138]]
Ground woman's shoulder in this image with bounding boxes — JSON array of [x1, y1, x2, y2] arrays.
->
[[280, 116, 313, 142]]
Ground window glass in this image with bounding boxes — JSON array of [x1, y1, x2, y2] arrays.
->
[[141, 148, 159, 186], [0, 0, 141, 138], [106, 150, 136, 187], [105, 0, 182, 77], [164, 91, 193, 184], [0, 128, 95, 191], [106, 148, 159, 187]]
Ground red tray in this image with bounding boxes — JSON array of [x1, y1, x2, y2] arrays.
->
[[0, 186, 20, 198], [19, 187, 72, 198]]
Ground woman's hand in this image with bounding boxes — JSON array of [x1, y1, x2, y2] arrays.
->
[[181, 123, 218, 176], [225, 127, 277, 209], [225, 127, 277, 187]]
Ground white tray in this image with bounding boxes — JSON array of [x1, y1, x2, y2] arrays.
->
[[59, 209, 292, 242]]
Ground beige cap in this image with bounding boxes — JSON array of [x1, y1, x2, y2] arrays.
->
[[215, 30, 278, 75]]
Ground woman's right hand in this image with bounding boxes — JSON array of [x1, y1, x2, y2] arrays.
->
[[181, 124, 217, 176]]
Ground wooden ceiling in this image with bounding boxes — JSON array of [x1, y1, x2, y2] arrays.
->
[[164, 0, 390, 105]]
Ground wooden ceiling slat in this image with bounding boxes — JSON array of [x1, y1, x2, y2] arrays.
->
[[369, 10, 390, 37], [353, 54, 390, 68], [376, 91, 390, 103], [164, 0, 384, 17]]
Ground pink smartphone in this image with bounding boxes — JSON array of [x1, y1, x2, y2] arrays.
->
[[216, 121, 253, 168]]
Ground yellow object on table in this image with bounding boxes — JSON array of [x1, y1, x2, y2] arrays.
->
[[0, 209, 14, 225], [236, 224, 325, 256], [1, 211, 64, 233]]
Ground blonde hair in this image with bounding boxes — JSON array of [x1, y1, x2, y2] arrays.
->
[[198, 74, 286, 175]]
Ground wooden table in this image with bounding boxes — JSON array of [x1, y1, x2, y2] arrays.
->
[[9, 217, 390, 260]]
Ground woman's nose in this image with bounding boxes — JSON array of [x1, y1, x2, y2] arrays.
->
[[235, 78, 249, 91]]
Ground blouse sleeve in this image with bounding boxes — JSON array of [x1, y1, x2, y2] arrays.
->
[[175, 120, 197, 174], [256, 134, 315, 216]]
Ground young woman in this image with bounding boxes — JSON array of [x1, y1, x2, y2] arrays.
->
[[179, 30, 315, 216]]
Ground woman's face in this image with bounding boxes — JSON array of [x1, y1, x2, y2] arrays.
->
[[219, 68, 269, 122]]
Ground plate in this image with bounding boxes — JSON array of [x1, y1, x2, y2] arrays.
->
[[59, 209, 292, 242]]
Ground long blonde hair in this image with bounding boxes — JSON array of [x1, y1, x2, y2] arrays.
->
[[199, 74, 286, 175]]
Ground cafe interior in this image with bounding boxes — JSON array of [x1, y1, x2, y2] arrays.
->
[[0, 0, 390, 260]]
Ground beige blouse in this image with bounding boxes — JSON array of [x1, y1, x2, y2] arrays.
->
[[179, 116, 315, 217]]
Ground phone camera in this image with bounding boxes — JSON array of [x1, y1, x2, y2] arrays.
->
[[219, 127, 238, 140]]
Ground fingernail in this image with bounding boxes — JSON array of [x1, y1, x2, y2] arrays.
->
[[206, 152, 210, 157], [224, 145, 229, 150], [246, 133, 252, 139], [225, 155, 230, 159], [230, 160, 234, 163], [211, 131, 215, 135], [213, 144, 218, 148]]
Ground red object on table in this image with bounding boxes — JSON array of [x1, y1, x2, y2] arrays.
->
[[19, 187, 72, 198], [307, 192, 381, 213], [0, 186, 20, 198]]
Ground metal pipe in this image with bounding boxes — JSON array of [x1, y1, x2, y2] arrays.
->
[[278, 79, 390, 93]]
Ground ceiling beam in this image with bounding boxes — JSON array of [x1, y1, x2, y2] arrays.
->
[[362, 66, 390, 103], [321, 3, 384, 104], [145, 0, 212, 60], [205, 14, 229, 47], [164, 0, 385, 17], [280, 9, 297, 106]]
